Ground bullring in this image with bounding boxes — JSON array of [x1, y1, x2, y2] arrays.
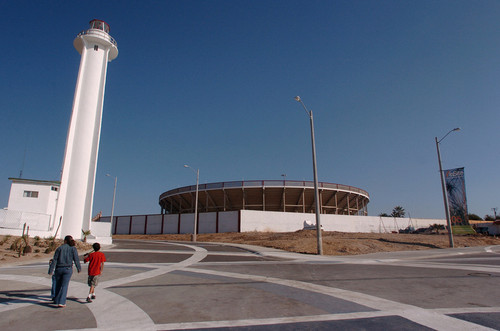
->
[[159, 180, 370, 216]]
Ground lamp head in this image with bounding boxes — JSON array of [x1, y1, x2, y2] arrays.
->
[[183, 165, 189, 168], [453, 127, 461, 132], [294, 96, 301, 102], [106, 174, 111, 177]]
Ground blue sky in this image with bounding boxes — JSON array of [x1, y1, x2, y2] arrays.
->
[[1, 0, 499, 219]]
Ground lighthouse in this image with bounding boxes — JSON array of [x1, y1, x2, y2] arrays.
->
[[55, 20, 118, 239]]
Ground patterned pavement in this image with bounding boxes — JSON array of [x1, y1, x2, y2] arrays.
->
[[1, 239, 499, 330]]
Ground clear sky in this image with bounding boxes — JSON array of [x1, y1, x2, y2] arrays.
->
[[1, 1, 499, 220]]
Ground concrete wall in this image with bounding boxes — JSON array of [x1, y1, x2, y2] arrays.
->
[[90, 221, 112, 237], [240, 210, 445, 233], [0, 209, 114, 240], [0, 207, 450, 240], [86, 221, 113, 244], [110, 210, 445, 235], [0, 209, 54, 238], [0, 209, 52, 231], [179, 214, 195, 234], [164, 215, 179, 234], [219, 211, 240, 232], [240, 210, 308, 232], [110, 211, 241, 235], [0, 227, 54, 238], [198, 212, 217, 234]]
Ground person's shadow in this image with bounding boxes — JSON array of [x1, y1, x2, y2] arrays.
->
[[0, 289, 84, 308]]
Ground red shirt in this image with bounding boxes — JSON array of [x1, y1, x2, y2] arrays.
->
[[84, 251, 106, 276]]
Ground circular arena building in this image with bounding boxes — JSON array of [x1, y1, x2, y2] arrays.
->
[[159, 180, 370, 216]]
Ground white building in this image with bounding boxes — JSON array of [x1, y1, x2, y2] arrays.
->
[[0, 178, 59, 237], [1, 177, 112, 243]]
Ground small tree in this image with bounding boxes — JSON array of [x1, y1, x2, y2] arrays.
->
[[379, 213, 389, 217], [391, 206, 406, 218], [485, 215, 495, 221], [11, 224, 32, 256], [430, 223, 445, 234], [82, 229, 91, 243], [468, 213, 483, 221]]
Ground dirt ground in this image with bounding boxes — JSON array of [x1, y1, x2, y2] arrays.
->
[[0, 235, 92, 266], [114, 230, 500, 255], [1, 231, 498, 265]]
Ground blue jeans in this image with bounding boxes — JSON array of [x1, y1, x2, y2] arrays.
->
[[54, 267, 73, 305], [51, 274, 56, 299]]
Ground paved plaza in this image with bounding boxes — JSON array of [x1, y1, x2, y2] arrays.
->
[[0, 239, 499, 330]]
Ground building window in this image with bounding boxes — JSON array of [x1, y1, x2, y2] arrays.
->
[[23, 191, 39, 198], [94, 45, 99, 51], [51, 186, 59, 192]]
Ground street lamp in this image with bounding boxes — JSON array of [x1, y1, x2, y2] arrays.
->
[[105, 174, 117, 226], [294, 96, 323, 255], [435, 127, 460, 248], [184, 164, 199, 242]]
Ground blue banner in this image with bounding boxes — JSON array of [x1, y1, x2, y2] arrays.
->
[[444, 167, 469, 226]]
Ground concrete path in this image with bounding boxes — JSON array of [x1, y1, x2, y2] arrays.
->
[[1, 239, 499, 330]]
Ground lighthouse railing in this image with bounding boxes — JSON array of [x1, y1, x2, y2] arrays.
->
[[76, 29, 117, 47]]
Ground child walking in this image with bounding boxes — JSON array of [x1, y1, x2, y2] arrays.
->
[[83, 243, 106, 303]]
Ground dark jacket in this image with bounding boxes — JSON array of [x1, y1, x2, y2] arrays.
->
[[48, 243, 81, 274]]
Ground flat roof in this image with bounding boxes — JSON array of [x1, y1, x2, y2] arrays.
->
[[8, 177, 60, 186]]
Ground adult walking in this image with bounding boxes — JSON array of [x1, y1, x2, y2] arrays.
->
[[48, 235, 81, 308]]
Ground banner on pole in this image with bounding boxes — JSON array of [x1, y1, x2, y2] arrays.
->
[[444, 167, 470, 226]]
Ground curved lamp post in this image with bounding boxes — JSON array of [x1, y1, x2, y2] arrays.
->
[[184, 165, 199, 242], [435, 128, 460, 248], [105, 174, 117, 226], [294, 96, 323, 255]]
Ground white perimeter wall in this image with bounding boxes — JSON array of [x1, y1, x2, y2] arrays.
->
[[0, 209, 449, 240], [240, 210, 445, 233], [0, 209, 51, 231], [109, 210, 445, 235]]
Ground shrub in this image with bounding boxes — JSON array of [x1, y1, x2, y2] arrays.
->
[[23, 245, 32, 254], [0, 235, 12, 245], [44, 240, 58, 254], [10, 238, 23, 252], [468, 214, 483, 220]]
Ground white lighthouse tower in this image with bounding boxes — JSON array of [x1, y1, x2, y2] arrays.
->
[[55, 19, 118, 239]]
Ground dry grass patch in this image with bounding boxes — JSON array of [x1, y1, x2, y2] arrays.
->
[[114, 230, 499, 256], [0, 235, 92, 265]]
